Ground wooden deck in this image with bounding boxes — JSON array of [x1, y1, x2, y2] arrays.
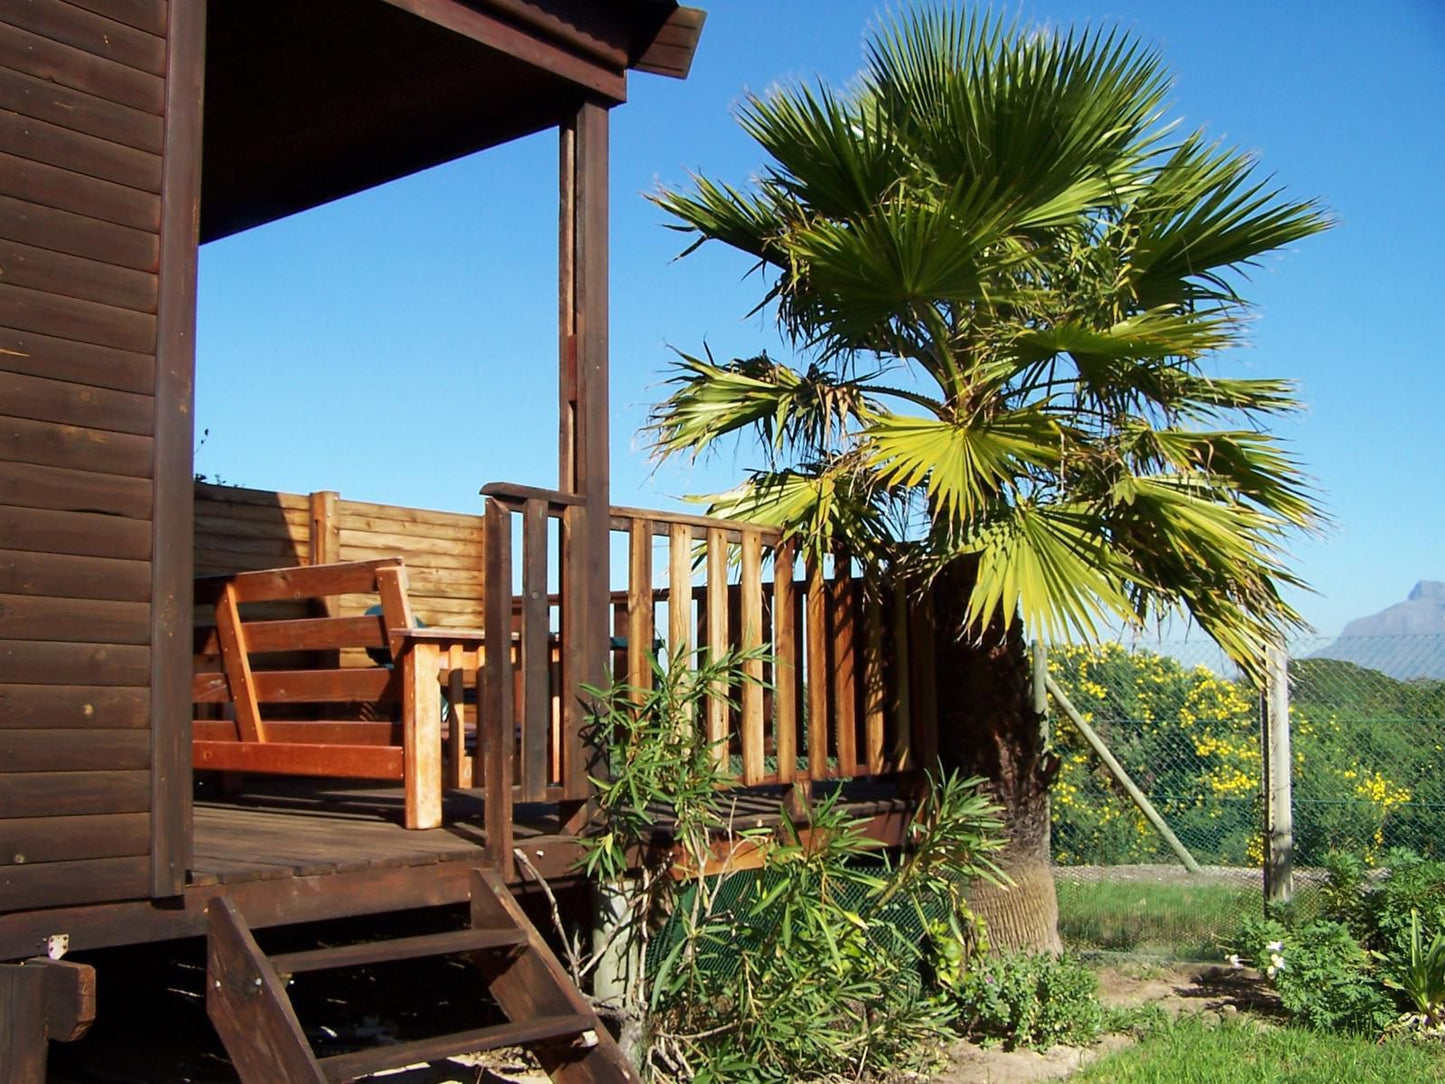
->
[[0, 780, 914, 961], [191, 777, 913, 888]]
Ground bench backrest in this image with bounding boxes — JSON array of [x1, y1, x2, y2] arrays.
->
[[193, 559, 416, 742]]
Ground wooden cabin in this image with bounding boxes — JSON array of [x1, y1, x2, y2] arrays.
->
[[0, 2, 939, 1080]]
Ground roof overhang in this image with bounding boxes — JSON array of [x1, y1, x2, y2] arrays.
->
[[199, 0, 705, 242]]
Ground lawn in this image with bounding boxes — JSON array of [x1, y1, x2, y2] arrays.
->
[[1055, 877, 1262, 960], [1073, 1017, 1444, 1083]]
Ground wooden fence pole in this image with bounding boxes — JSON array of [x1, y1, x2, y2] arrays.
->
[[1262, 643, 1295, 906]]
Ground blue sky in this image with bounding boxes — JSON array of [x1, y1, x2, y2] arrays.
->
[[195, 0, 1444, 638]]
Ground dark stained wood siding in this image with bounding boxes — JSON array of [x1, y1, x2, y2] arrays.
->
[[0, 0, 169, 914]]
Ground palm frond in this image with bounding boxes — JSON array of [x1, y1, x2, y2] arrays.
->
[[866, 409, 1062, 524]]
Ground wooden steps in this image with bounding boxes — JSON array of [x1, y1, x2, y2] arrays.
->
[[205, 867, 639, 1083], [269, 926, 527, 975], [317, 1015, 595, 1082]]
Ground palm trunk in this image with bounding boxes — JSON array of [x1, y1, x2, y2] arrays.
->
[[931, 564, 1062, 954]]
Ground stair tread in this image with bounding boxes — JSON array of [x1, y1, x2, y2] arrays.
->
[[318, 1013, 595, 1081], [271, 927, 527, 974]]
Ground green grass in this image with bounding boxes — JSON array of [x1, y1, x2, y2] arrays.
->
[[1073, 1017, 1444, 1082], [1056, 878, 1260, 960]]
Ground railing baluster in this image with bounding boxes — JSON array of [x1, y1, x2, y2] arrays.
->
[[668, 523, 693, 724], [627, 518, 654, 694], [559, 503, 586, 801], [805, 554, 829, 780], [482, 498, 514, 878], [706, 527, 729, 771], [773, 539, 798, 784], [908, 585, 938, 773], [831, 551, 857, 776], [864, 581, 885, 777], [892, 576, 913, 772], [740, 528, 765, 784], [520, 500, 550, 802]]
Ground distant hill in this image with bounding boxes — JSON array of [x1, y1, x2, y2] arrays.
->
[[1312, 581, 1445, 680]]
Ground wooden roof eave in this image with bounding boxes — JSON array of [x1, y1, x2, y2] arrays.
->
[[197, 0, 706, 243]]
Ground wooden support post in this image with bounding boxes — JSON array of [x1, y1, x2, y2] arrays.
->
[[0, 958, 95, 1084], [830, 553, 857, 775], [558, 100, 610, 826], [668, 523, 693, 727], [150, 0, 206, 901], [1262, 643, 1294, 906], [483, 499, 515, 879], [447, 644, 472, 789], [307, 490, 340, 569], [402, 641, 443, 831]]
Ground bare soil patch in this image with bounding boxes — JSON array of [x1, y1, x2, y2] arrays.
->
[[927, 962, 1277, 1084]]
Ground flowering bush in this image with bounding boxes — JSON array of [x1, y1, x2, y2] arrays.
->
[[1234, 915, 1396, 1034], [1232, 851, 1445, 1038]]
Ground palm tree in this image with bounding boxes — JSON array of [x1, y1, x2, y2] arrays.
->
[[649, 8, 1329, 950]]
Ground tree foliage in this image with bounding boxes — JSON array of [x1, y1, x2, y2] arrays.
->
[[649, 7, 1330, 678]]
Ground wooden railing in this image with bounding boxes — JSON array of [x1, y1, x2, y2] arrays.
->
[[480, 483, 940, 799], [195, 482, 940, 853]]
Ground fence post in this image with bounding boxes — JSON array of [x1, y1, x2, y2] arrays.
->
[[1261, 642, 1295, 906]]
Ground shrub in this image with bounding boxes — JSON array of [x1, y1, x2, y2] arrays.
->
[[944, 950, 1106, 1050], [1235, 914, 1396, 1035], [577, 649, 1012, 1082], [1364, 853, 1445, 961]]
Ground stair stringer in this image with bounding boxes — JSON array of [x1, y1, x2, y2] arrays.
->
[[469, 868, 643, 1084]]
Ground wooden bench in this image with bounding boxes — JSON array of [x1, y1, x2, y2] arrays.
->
[[192, 558, 485, 829]]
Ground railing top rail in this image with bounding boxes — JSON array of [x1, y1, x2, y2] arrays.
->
[[479, 481, 787, 546], [479, 482, 586, 509], [608, 504, 784, 545]]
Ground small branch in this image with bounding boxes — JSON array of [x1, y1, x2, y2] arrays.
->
[[513, 847, 586, 982]]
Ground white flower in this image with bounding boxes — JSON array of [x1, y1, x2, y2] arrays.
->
[[1266, 940, 1284, 953], [1226, 954, 1243, 970], [1266, 965, 1278, 979], [1267, 952, 1286, 978]]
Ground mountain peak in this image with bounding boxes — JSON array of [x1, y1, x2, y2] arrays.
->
[[1314, 580, 1445, 679], [1407, 581, 1445, 603]]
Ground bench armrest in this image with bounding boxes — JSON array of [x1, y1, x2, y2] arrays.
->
[[391, 627, 488, 647]]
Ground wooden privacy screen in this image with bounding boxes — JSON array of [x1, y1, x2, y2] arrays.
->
[[194, 482, 940, 810], [195, 484, 486, 632]]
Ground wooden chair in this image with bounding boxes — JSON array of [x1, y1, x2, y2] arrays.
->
[[192, 558, 485, 829]]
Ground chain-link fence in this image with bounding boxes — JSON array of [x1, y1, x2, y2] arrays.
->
[[1046, 635, 1445, 959]]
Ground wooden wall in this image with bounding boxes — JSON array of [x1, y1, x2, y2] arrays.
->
[[0, 0, 176, 915]]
